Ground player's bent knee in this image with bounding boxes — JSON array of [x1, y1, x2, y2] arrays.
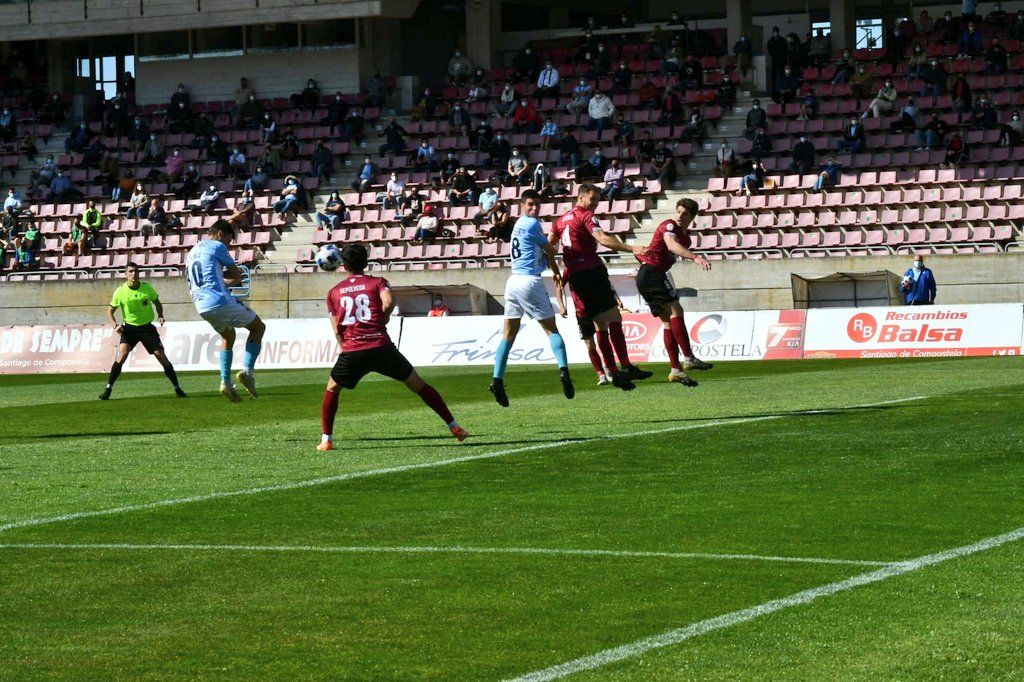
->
[[403, 370, 426, 392]]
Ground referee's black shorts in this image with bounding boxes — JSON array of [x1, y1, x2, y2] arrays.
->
[[568, 266, 618, 319], [330, 343, 414, 390], [635, 263, 678, 317], [119, 323, 164, 354]]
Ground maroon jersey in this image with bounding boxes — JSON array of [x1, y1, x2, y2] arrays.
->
[[326, 274, 393, 353], [552, 205, 604, 275], [636, 219, 690, 272]]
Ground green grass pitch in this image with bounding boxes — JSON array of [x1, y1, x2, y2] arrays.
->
[[2, 357, 1023, 679]]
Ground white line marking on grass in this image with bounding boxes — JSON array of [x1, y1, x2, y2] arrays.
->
[[0, 542, 891, 568], [507, 526, 1024, 682], [0, 396, 925, 535]]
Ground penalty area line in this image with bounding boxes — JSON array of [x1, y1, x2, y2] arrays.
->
[[0, 542, 891, 568], [0, 395, 926, 536], [507, 525, 1024, 682]]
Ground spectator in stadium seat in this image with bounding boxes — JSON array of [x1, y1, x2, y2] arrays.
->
[[813, 157, 842, 192], [254, 143, 278, 176], [381, 172, 405, 210], [772, 65, 800, 105], [291, 79, 320, 110], [232, 94, 262, 131], [141, 199, 179, 238], [411, 204, 439, 244], [97, 153, 120, 195], [170, 83, 190, 111], [511, 47, 539, 83], [766, 27, 788, 91], [907, 43, 928, 80], [472, 185, 499, 226], [379, 118, 408, 155], [638, 79, 660, 110], [224, 146, 245, 180], [600, 159, 625, 200], [174, 162, 201, 200], [1013, 10, 1024, 41], [919, 59, 947, 97], [438, 151, 459, 186], [957, 22, 984, 58], [574, 146, 608, 180], [884, 26, 908, 66], [257, 111, 276, 145], [125, 184, 149, 219], [791, 135, 816, 174], [916, 112, 950, 150], [65, 122, 91, 154], [717, 73, 737, 109], [679, 55, 703, 90], [797, 83, 818, 121], [808, 29, 831, 67], [316, 191, 347, 235], [613, 114, 635, 147], [589, 44, 611, 79], [164, 147, 185, 183], [321, 93, 348, 136], [559, 129, 581, 168], [408, 139, 435, 174], [539, 116, 559, 150], [850, 66, 873, 103], [658, 84, 683, 127], [466, 79, 488, 105], [611, 62, 633, 96], [273, 175, 303, 215], [737, 159, 765, 196], [984, 37, 1008, 75], [311, 141, 335, 185], [83, 137, 106, 169], [125, 117, 148, 156], [567, 78, 593, 120], [77, 200, 104, 244], [40, 92, 67, 128], [486, 132, 511, 170], [587, 91, 616, 136], [531, 163, 552, 196], [732, 33, 753, 78], [751, 126, 773, 157], [891, 96, 922, 133], [744, 99, 767, 139], [481, 201, 513, 243], [492, 82, 517, 118], [227, 189, 257, 232], [714, 139, 735, 177], [966, 94, 997, 130], [428, 294, 452, 316], [536, 62, 561, 100], [103, 102, 128, 136], [832, 50, 855, 85], [865, 80, 898, 119], [190, 184, 221, 216], [397, 186, 426, 227], [447, 167, 476, 207], [951, 75, 973, 121], [114, 169, 136, 202], [942, 129, 968, 167], [986, 2, 1007, 25], [1000, 110, 1024, 147], [512, 99, 542, 133], [244, 165, 269, 194], [447, 49, 473, 85], [3, 188, 21, 214], [234, 77, 254, 112], [934, 11, 958, 44], [679, 111, 706, 143], [30, 154, 56, 194], [836, 117, 865, 153], [503, 147, 530, 187], [660, 36, 681, 75], [49, 170, 81, 200], [167, 101, 194, 135], [11, 241, 37, 271], [449, 103, 471, 137], [648, 142, 675, 184], [901, 255, 937, 305]]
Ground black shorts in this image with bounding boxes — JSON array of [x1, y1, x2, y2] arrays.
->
[[330, 344, 414, 390], [576, 316, 596, 340], [568, 266, 618, 319], [636, 263, 678, 317], [119, 323, 163, 354]]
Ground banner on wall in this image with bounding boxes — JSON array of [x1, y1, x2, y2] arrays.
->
[[802, 304, 1023, 359]]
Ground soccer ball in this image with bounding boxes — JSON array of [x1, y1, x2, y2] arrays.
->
[[316, 244, 343, 271]]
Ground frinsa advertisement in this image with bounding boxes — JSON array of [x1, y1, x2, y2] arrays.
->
[[802, 304, 1023, 359]]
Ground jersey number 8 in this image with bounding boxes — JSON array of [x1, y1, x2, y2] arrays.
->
[[510, 237, 521, 260], [338, 294, 372, 325]]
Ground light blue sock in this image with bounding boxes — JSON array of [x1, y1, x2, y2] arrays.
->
[[493, 338, 512, 379], [549, 332, 568, 369], [219, 349, 233, 383], [243, 341, 261, 376]]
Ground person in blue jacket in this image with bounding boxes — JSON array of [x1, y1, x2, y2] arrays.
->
[[902, 255, 937, 305]]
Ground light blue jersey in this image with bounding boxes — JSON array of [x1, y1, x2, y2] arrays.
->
[[510, 216, 548, 276], [186, 239, 236, 313]]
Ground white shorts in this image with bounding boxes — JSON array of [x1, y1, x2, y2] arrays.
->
[[199, 299, 257, 333], [503, 274, 555, 321]]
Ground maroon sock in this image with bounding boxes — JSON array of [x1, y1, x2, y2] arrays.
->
[[608, 321, 633, 368], [418, 384, 455, 424], [321, 389, 340, 436], [586, 343, 605, 375], [663, 328, 681, 370], [670, 315, 694, 358], [595, 330, 619, 374]]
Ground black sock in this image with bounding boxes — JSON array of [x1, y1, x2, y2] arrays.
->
[[106, 361, 123, 388], [162, 362, 179, 388]]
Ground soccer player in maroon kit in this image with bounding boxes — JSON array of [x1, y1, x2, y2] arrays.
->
[[318, 244, 468, 451], [634, 197, 714, 386], [549, 183, 652, 391]]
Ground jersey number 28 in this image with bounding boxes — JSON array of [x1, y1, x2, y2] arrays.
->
[[338, 294, 372, 325]]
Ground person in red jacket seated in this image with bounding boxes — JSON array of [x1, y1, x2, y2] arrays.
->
[[512, 99, 542, 133]]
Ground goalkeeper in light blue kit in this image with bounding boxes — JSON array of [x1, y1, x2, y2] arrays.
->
[[185, 219, 267, 402], [489, 190, 574, 407]]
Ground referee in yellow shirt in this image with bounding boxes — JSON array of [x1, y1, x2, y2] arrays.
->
[[100, 262, 187, 400]]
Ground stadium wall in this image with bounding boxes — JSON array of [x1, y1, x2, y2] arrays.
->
[[135, 48, 362, 105], [2, 253, 1023, 326]]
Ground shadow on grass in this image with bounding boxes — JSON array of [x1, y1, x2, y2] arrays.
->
[[610, 402, 927, 427]]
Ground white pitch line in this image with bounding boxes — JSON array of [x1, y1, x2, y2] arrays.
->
[[508, 525, 1024, 682], [0, 396, 925, 536], [0, 542, 891, 568]]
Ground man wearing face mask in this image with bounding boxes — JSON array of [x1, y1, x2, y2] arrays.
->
[[536, 62, 560, 100], [744, 99, 767, 139], [837, 117, 865, 153], [447, 49, 473, 86], [920, 59, 947, 97], [850, 65, 873, 102], [512, 46, 539, 83], [714, 139, 735, 177], [1000, 109, 1024, 147], [791, 135, 816, 175], [935, 11, 959, 45], [766, 27, 788, 93], [901, 256, 936, 306]]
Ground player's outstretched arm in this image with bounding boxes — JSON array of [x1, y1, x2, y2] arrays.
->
[[380, 287, 396, 324], [664, 232, 711, 270], [594, 229, 643, 255]]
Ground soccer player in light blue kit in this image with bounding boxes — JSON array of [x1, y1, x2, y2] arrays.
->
[[185, 219, 266, 402], [489, 190, 574, 407]]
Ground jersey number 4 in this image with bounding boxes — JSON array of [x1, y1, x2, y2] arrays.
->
[[338, 294, 372, 325]]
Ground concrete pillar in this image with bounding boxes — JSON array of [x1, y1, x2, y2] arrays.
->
[[466, 0, 499, 71], [830, 0, 857, 52], [725, 0, 752, 52]]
